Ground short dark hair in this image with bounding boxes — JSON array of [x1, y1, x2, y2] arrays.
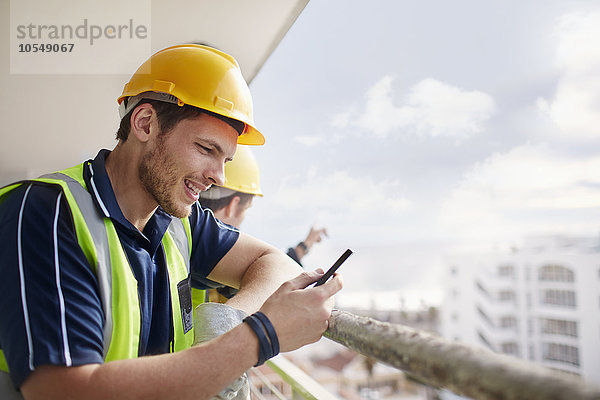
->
[[116, 99, 245, 142], [199, 192, 254, 213]]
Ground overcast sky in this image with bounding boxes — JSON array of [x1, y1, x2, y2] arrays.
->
[[240, 0, 600, 308]]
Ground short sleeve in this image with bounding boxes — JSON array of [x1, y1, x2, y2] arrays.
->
[[0, 183, 104, 389], [188, 202, 239, 289]]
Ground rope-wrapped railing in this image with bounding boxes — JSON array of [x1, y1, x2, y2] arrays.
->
[[324, 310, 600, 400]]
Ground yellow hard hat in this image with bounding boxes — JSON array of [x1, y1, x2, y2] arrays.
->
[[117, 44, 264, 145], [222, 145, 263, 196]]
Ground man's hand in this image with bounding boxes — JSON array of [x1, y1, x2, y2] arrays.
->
[[257, 269, 343, 352], [208, 233, 303, 314], [20, 270, 342, 400], [293, 226, 328, 261], [304, 226, 328, 249]]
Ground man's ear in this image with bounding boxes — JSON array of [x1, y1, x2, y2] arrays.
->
[[224, 196, 241, 218], [130, 103, 156, 143]]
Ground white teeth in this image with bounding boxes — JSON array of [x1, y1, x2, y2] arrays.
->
[[185, 180, 200, 196]]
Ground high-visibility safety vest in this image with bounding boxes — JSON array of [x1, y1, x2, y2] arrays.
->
[[0, 162, 203, 397]]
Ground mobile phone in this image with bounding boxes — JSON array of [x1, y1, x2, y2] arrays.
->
[[313, 249, 353, 287]]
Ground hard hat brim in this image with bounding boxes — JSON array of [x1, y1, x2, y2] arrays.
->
[[238, 125, 265, 145]]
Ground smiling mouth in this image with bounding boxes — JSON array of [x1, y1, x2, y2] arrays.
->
[[184, 179, 203, 198]]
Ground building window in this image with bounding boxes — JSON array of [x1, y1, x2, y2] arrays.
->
[[501, 342, 520, 356], [498, 290, 516, 303], [498, 264, 515, 278], [529, 344, 535, 361], [538, 264, 574, 282], [542, 343, 579, 366], [540, 318, 578, 338], [540, 290, 576, 308], [500, 316, 518, 330]]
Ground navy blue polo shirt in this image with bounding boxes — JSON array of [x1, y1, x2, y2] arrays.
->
[[0, 149, 239, 389]]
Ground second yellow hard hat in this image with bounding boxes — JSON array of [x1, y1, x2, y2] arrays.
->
[[222, 146, 263, 196]]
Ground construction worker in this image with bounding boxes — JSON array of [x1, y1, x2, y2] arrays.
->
[[198, 146, 328, 301], [198, 145, 328, 266], [0, 44, 342, 400], [198, 145, 264, 230]]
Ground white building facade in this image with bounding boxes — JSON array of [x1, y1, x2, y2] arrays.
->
[[441, 236, 600, 386]]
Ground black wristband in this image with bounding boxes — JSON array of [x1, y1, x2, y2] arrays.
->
[[243, 315, 270, 366], [254, 311, 280, 357], [298, 241, 308, 252]]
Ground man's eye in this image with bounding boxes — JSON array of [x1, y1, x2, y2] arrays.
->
[[196, 143, 211, 153]]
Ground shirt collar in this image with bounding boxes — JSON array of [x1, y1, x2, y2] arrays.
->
[[83, 149, 173, 251]]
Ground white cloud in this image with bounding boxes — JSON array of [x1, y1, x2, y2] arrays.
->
[[331, 76, 495, 140], [437, 11, 600, 244], [273, 168, 411, 217], [439, 143, 600, 241], [536, 10, 600, 139], [330, 108, 354, 129], [294, 135, 324, 146]]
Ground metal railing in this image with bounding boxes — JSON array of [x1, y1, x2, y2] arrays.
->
[[324, 310, 600, 400], [250, 355, 339, 400]]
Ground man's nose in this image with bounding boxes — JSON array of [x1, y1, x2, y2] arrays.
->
[[206, 162, 225, 187]]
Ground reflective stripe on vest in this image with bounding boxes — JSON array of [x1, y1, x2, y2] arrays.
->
[[0, 162, 202, 387]]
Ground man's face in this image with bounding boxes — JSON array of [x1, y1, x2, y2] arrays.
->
[[139, 112, 238, 218]]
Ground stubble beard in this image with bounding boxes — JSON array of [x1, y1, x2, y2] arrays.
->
[[138, 141, 192, 219]]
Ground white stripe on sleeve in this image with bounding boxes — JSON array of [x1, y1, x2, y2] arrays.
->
[[53, 192, 72, 366], [17, 184, 35, 371]]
